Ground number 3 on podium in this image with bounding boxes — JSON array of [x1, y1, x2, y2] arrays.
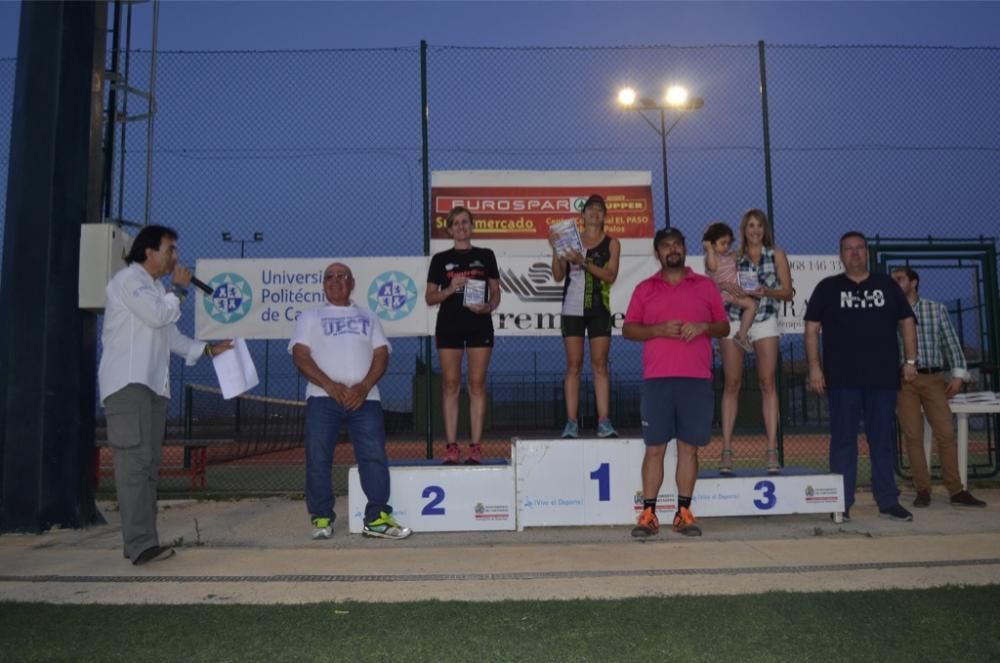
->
[[753, 480, 776, 510]]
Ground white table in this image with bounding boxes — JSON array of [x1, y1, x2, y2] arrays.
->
[[922, 394, 1000, 489]]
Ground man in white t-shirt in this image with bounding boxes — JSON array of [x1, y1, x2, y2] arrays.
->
[[289, 262, 412, 540]]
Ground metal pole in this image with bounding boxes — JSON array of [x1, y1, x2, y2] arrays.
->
[[758, 40, 776, 234], [420, 40, 434, 459], [116, 2, 133, 222], [102, 0, 122, 221], [660, 108, 670, 229], [143, 0, 160, 224]]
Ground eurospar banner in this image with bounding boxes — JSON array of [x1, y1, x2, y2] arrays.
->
[[195, 171, 841, 340], [430, 170, 656, 256]]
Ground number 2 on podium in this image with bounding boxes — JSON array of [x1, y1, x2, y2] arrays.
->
[[422, 485, 446, 515]]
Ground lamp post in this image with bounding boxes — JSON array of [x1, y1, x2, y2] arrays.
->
[[221, 231, 264, 258], [616, 85, 703, 229]]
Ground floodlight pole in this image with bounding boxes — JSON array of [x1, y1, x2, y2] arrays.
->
[[221, 232, 264, 258], [659, 108, 670, 229], [621, 96, 703, 229]]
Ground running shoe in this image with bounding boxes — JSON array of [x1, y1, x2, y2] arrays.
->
[[363, 512, 413, 540], [631, 507, 659, 538], [464, 443, 482, 465], [596, 419, 618, 438], [311, 516, 333, 540], [561, 420, 579, 438], [442, 443, 461, 465], [671, 506, 702, 536]]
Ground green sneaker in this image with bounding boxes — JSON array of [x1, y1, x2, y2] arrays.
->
[[363, 511, 413, 540]]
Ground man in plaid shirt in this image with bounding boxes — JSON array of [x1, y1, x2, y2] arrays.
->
[[891, 267, 986, 508]]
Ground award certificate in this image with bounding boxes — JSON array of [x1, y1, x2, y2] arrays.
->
[[550, 218, 583, 258], [463, 279, 487, 307], [738, 270, 759, 292]]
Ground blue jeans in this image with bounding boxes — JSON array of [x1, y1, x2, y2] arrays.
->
[[827, 388, 900, 510], [304, 397, 390, 524]]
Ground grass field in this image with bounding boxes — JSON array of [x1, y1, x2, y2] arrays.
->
[[3, 586, 999, 662]]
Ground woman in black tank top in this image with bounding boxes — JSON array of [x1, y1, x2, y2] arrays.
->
[[549, 194, 621, 439]]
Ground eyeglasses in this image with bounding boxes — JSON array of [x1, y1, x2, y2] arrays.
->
[[325, 272, 352, 282]]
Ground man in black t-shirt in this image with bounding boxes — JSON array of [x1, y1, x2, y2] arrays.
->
[[804, 231, 918, 522]]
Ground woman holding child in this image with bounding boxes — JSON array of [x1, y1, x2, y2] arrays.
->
[[705, 209, 793, 475]]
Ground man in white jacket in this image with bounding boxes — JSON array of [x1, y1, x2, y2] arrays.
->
[[98, 225, 231, 565]]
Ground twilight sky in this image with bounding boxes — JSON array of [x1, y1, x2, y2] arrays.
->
[[3, 1, 1000, 56]]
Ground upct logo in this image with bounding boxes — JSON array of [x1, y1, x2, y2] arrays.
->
[[202, 272, 253, 324], [367, 271, 418, 321]]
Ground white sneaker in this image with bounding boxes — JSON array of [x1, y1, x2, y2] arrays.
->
[[362, 512, 413, 540], [311, 516, 333, 539]]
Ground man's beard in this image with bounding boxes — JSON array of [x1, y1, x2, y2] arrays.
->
[[663, 254, 684, 267]]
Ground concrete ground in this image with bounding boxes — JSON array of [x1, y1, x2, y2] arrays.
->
[[1, 487, 998, 604]]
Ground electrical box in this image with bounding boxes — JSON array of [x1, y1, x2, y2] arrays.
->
[[79, 223, 133, 311]]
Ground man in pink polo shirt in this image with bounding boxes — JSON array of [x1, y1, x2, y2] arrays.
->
[[624, 228, 730, 538]]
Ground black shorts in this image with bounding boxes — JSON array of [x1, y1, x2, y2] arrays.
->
[[561, 312, 612, 338], [435, 328, 494, 349]]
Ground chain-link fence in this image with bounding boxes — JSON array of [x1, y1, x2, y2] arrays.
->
[[2, 42, 998, 494]]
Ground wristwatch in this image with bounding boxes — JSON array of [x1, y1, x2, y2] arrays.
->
[[905, 359, 917, 367]]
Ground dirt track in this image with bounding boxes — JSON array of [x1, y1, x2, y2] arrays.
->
[[2, 488, 998, 604]]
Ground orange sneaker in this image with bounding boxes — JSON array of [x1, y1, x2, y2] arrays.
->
[[631, 507, 659, 538], [672, 506, 702, 536]]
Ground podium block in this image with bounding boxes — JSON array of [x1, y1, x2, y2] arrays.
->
[[514, 438, 844, 529], [348, 461, 516, 533], [515, 437, 666, 529], [685, 473, 845, 517]]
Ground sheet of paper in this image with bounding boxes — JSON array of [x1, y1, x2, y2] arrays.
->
[[212, 338, 260, 399]]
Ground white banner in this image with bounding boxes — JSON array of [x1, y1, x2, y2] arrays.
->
[[195, 255, 843, 339], [194, 257, 430, 340], [490, 254, 844, 336]]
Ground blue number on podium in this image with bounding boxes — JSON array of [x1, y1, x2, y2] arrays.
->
[[422, 485, 446, 515], [753, 480, 776, 510], [590, 463, 611, 502]]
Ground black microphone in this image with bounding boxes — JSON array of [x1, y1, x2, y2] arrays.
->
[[190, 276, 214, 295]]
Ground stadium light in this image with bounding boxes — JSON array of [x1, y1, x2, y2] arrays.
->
[[617, 87, 637, 107], [221, 231, 264, 258], [615, 85, 704, 229]]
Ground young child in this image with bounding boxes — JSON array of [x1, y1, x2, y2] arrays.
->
[[703, 222, 758, 353]]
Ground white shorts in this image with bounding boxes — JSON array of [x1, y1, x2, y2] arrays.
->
[[726, 315, 779, 342]]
